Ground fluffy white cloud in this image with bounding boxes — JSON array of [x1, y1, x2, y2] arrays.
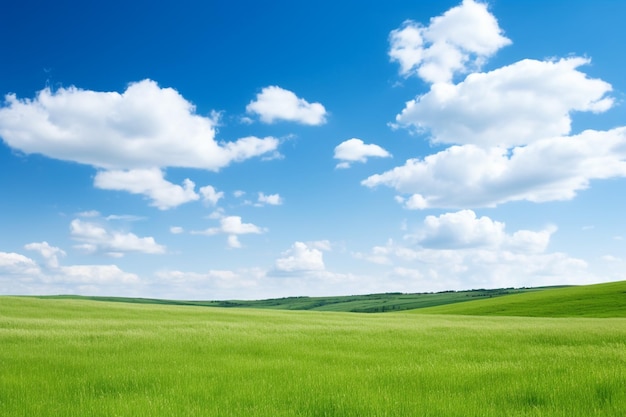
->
[[0, 79, 279, 170], [410, 210, 554, 253], [415, 210, 505, 249], [199, 185, 224, 206], [364, 128, 626, 208], [257, 192, 283, 206], [334, 138, 391, 168], [274, 241, 325, 272], [94, 168, 199, 210], [246, 86, 327, 125], [70, 219, 166, 255], [389, 0, 510, 83], [24, 241, 66, 268], [395, 58, 614, 147]]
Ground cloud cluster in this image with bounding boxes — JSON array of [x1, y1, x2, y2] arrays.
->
[[70, 219, 166, 256], [377, 2, 625, 209], [246, 86, 327, 125], [0, 244, 141, 296], [354, 210, 590, 290]]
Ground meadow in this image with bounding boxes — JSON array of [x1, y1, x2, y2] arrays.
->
[[1, 295, 625, 416]]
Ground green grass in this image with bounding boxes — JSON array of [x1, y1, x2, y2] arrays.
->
[[1, 296, 625, 416], [413, 280, 626, 317], [37, 286, 544, 313]]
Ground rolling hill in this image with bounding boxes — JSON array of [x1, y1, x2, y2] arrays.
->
[[412, 280, 626, 317]]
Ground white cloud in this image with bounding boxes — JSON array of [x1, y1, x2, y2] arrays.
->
[[77, 210, 100, 218], [257, 192, 283, 206], [193, 215, 265, 248], [0, 249, 143, 296], [395, 58, 614, 147], [24, 241, 66, 268], [355, 237, 594, 291], [105, 214, 146, 222], [274, 241, 325, 272], [414, 210, 506, 249], [246, 86, 327, 125], [350, 210, 584, 290], [70, 219, 166, 255], [0, 79, 279, 170], [227, 235, 242, 249], [94, 168, 199, 210], [197, 216, 265, 236], [389, 0, 511, 83], [58, 265, 140, 284], [363, 128, 626, 208], [410, 210, 554, 253], [0, 252, 41, 276], [199, 185, 224, 206], [334, 138, 391, 168], [170, 226, 184, 234]]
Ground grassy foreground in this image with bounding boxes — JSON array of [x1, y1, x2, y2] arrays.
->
[[413, 280, 626, 317], [1, 297, 625, 416]]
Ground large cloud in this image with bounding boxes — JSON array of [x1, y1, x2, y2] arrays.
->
[[395, 58, 614, 147], [246, 86, 327, 125], [389, 0, 510, 83], [363, 128, 626, 208], [0, 79, 279, 170]]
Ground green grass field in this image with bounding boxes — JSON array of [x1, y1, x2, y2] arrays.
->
[[1, 295, 625, 416], [414, 280, 626, 317]]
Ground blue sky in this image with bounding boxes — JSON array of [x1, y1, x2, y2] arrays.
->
[[1, 0, 625, 299]]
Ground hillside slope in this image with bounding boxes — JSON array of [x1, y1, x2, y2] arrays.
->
[[413, 280, 626, 317], [36, 287, 539, 313]]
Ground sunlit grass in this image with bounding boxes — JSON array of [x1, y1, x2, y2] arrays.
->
[[1, 296, 625, 416], [413, 280, 626, 317]]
